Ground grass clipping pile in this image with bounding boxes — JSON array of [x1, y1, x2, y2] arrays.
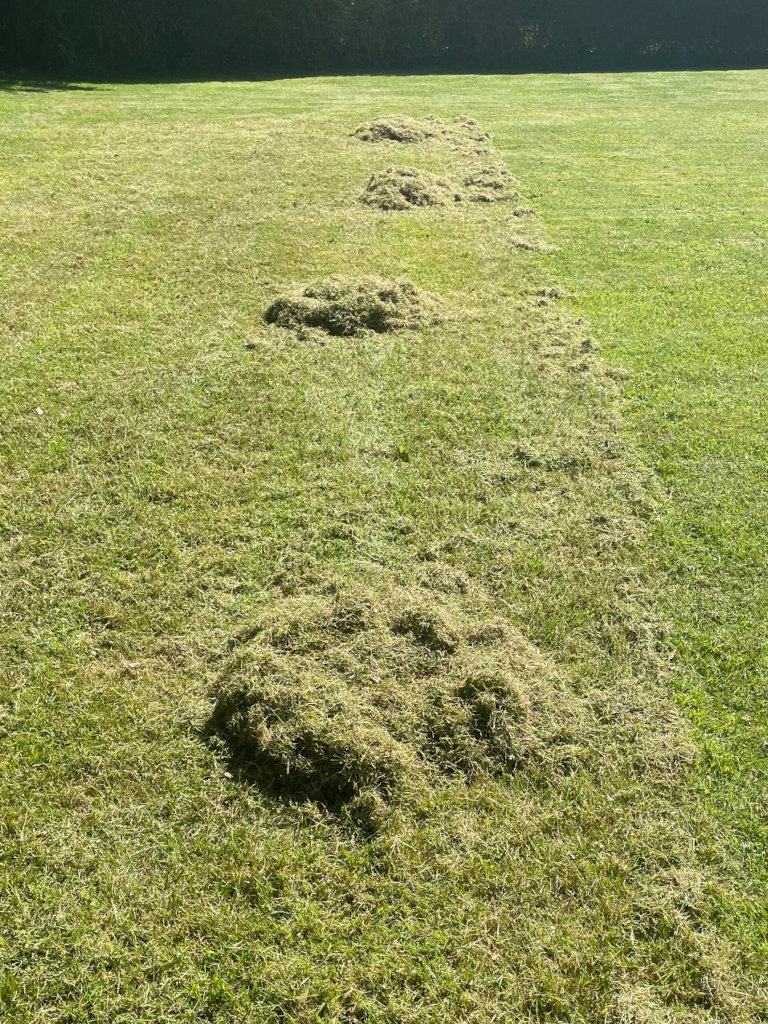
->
[[264, 275, 441, 337], [462, 164, 520, 203], [361, 164, 518, 210], [353, 114, 490, 153], [208, 583, 586, 831], [360, 167, 463, 210]]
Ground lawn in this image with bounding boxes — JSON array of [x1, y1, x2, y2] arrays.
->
[[0, 71, 766, 1022]]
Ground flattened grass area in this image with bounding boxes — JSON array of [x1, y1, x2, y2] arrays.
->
[[0, 71, 766, 1020]]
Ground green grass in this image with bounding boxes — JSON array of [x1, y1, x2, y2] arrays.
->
[[0, 71, 766, 1021], [521, 69, 768, 988]]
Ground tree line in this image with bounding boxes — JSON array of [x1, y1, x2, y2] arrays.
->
[[3, 0, 768, 77]]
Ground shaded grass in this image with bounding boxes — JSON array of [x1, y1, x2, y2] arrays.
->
[[0, 72, 766, 1021]]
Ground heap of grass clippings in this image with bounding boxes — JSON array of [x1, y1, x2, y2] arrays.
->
[[361, 164, 521, 210], [462, 164, 520, 203], [354, 115, 490, 153], [360, 166, 463, 210], [209, 585, 585, 829], [264, 275, 441, 336]]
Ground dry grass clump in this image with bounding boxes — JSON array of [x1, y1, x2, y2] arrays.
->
[[424, 660, 533, 775], [264, 275, 441, 336], [360, 166, 463, 210], [209, 658, 417, 830], [353, 115, 435, 144], [360, 165, 520, 210], [353, 115, 490, 152], [208, 581, 586, 829], [462, 164, 520, 203], [390, 599, 460, 653], [510, 234, 555, 252]]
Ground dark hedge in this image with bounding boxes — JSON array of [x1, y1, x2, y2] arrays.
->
[[2, 1, 768, 78]]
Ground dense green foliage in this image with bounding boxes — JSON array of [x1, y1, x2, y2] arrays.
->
[[3, 0, 768, 76]]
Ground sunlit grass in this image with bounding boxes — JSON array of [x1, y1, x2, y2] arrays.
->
[[0, 71, 766, 1021]]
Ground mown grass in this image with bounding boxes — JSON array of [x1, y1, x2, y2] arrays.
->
[[0, 72, 766, 1021]]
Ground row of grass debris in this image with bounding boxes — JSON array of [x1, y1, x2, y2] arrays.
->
[[262, 115, 529, 340], [264, 275, 442, 337], [222, 116, 564, 830], [352, 114, 490, 153]]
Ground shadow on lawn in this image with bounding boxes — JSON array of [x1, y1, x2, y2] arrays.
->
[[2, 57, 766, 95], [0, 78, 99, 92]]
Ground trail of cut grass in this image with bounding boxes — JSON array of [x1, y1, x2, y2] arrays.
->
[[500, 69, 768, 1002]]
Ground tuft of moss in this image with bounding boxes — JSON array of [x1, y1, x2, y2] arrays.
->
[[264, 275, 441, 336]]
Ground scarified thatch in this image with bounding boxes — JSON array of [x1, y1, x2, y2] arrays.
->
[[360, 164, 520, 211], [264, 275, 442, 336], [208, 582, 587, 829], [209, 661, 417, 830], [353, 115, 435, 144], [462, 164, 519, 203], [353, 115, 490, 153], [360, 166, 463, 210]]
